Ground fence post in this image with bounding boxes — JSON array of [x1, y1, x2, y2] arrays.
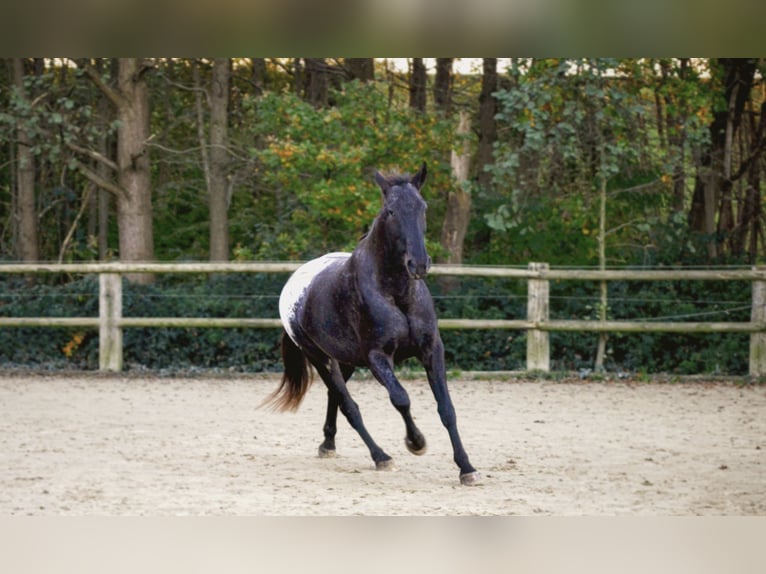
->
[[750, 266, 766, 377], [527, 262, 550, 372], [99, 273, 123, 372]]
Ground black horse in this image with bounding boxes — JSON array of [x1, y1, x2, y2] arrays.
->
[[266, 163, 480, 486]]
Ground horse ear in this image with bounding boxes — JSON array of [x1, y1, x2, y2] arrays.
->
[[411, 162, 427, 190], [375, 170, 391, 195]]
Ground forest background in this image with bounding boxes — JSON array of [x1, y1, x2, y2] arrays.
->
[[0, 58, 764, 375]]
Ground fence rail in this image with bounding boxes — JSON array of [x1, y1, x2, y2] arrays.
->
[[1, 262, 764, 375]]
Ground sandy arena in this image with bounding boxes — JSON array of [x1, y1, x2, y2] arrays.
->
[[0, 372, 764, 515]]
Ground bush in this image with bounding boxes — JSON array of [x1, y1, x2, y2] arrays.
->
[[0, 271, 752, 375], [0, 276, 99, 369], [0, 274, 285, 372]]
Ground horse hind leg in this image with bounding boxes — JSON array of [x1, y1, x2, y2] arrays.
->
[[318, 388, 339, 458], [313, 359, 395, 470], [317, 363, 353, 458]]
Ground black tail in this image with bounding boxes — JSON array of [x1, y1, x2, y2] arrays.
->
[[261, 331, 313, 412]]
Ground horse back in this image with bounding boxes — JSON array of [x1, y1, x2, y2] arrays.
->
[[279, 253, 351, 345], [279, 252, 366, 363]]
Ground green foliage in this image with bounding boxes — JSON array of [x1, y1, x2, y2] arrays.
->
[[431, 277, 527, 370], [434, 273, 749, 375], [233, 81, 455, 260], [0, 63, 119, 261], [120, 273, 285, 370], [0, 271, 752, 375], [0, 66, 105, 166], [0, 59, 760, 376], [0, 274, 286, 371], [482, 58, 711, 267], [0, 276, 100, 368], [148, 74, 457, 262], [476, 192, 601, 265]]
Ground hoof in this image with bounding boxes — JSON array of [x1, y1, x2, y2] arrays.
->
[[375, 458, 397, 471], [459, 471, 481, 486], [317, 445, 337, 458], [405, 436, 427, 456]]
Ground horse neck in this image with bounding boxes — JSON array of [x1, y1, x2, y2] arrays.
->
[[357, 216, 413, 298]]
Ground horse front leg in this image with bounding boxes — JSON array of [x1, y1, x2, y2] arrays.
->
[[367, 350, 428, 456], [422, 337, 481, 485]]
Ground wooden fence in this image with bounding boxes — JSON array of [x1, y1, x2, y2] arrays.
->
[[0, 262, 764, 375]]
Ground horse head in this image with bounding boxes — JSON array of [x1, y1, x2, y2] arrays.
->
[[374, 163, 431, 280]]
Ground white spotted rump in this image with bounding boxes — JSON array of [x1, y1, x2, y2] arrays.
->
[[279, 252, 351, 345]]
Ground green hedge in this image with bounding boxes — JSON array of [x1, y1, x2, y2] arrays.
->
[[431, 276, 749, 375], [0, 272, 751, 375]]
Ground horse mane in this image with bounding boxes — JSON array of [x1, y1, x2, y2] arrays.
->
[[380, 172, 412, 186]]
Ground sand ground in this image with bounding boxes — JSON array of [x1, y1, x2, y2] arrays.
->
[[1, 372, 764, 515]]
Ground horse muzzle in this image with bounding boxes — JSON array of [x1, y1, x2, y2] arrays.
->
[[406, 256, 431, 279]]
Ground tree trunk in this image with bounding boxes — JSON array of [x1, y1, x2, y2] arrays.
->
[[409, 58, 426, 112], [97, 59, 116, 261], [477, 58, 498, 191], [433, 58, 453, 114], [251, 58, 267, 95], [78, 58, 154, 280], [689, 58, 756, 259], [743, 161, 762, 259], [733, 99, 766, 258], [292, 58, 303, 95], [716, 73, 741, 249], [11, 58, 39, 264], [440, 111, 472, 264], [346, 58, 374, 82], [115, 59, 154, 282], [304, 58, 329, 107], [208, 58, 231, 262], [595, 174, 608, 371]]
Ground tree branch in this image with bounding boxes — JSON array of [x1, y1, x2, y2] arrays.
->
[[135, 59, 154, 80], [57, 184, 93, 264], [71, 158, 126, 201], [74, 59, 126, 109], [729, 103, 766, 182], [66, 141, 119, 172], [193, 60, 212, 192]]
